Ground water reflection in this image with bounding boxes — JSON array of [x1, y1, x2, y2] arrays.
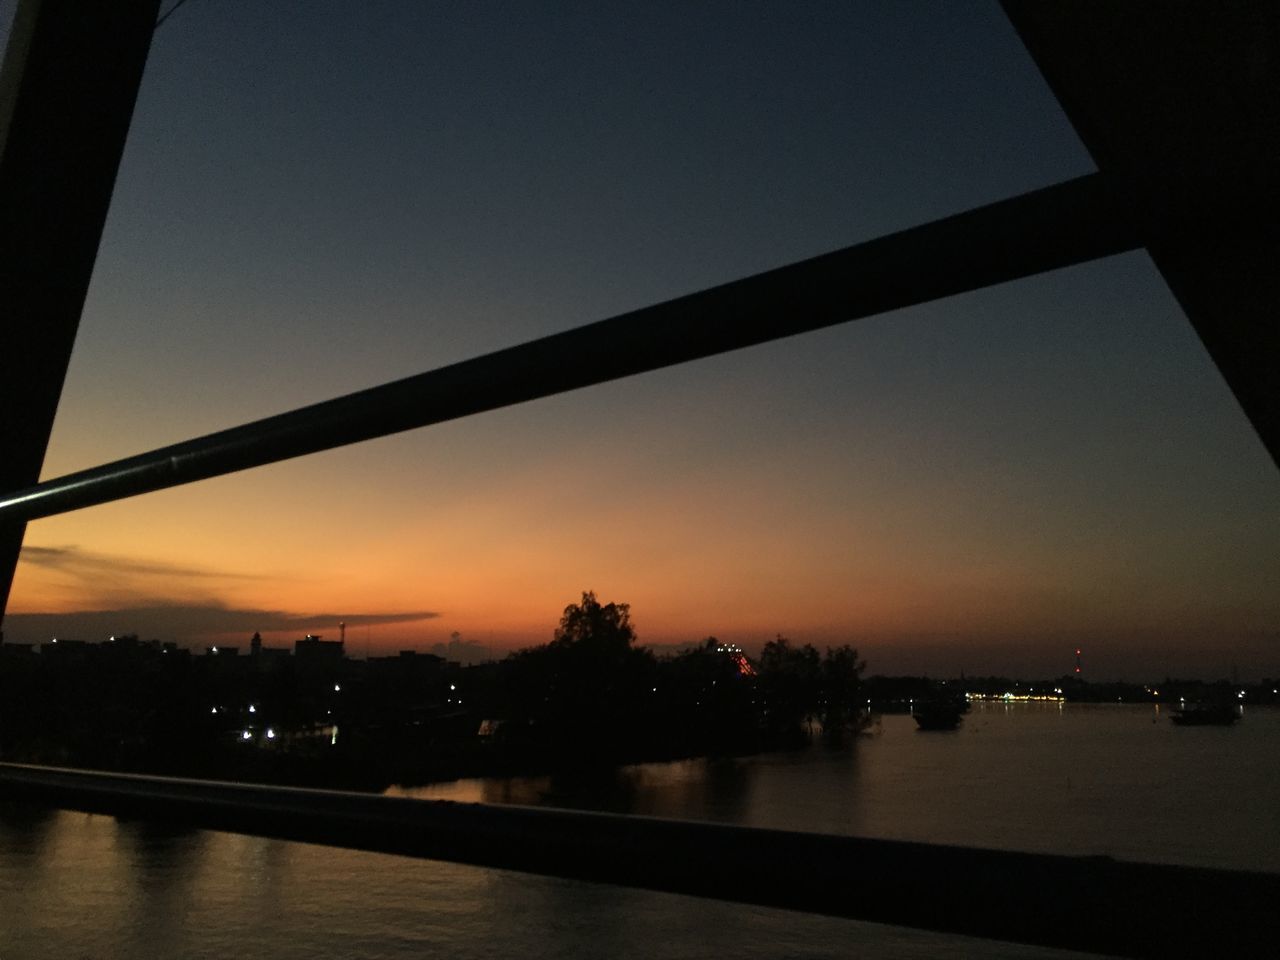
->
[[394, 736, 922, 840], [3, 707, 1276, 959], [0, 799, 59, 858], [478, 765, 643, 811], [698, 756, 754, 821], [112, 818, 206, 956], [401, 748, 842, 828], [395, 706, 1280, 872]]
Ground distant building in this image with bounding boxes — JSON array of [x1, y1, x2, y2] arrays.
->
[[41, 638, 89, 658], [366, 649, 444, 679], [295, 634, 344, 662]]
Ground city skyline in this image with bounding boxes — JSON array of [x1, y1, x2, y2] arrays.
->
[[3, 2, 1278, 680]]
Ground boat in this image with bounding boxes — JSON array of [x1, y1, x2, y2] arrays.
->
[[912, 700, 965, 731], [1170, 701, 1241, 726]]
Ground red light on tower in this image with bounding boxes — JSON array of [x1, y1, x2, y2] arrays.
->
[[1074, 648, 1083, 675]]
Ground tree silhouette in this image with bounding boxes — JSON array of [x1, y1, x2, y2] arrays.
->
[[657, 636, 756, 751], [497, 591, 656, 756], [552, 591, 634, 655], [757, 635, 822, 737], [819, 644, 867, 738], [755, 636, 866, 739]]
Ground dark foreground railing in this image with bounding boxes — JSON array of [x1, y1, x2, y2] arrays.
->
[[1, 762, 1276, 958]]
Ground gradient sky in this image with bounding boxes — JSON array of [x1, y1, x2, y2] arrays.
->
[[3, 1, 1277, 678]]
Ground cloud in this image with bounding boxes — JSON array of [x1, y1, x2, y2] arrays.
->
[[8, 544, 440, 648], [2, 603, 439, 646], [19, 544, 257, 581]]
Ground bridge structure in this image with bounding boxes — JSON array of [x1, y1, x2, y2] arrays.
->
[[1, 1, 1277, 955]]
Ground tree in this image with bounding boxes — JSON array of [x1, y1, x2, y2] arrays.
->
[[497, 591, 655, 753], [656, 637, 756, 751], [756, 635, 822, 737], [755, 637, 868, 739], [552, 591, 635, 655], [819, 644, 867, 738]]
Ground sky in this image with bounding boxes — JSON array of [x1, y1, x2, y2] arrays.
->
[[2, 1, 1277, 679]]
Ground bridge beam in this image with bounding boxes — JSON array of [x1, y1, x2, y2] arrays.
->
[[0, 0, 160, 630], [1004, 0, 1280, 471]]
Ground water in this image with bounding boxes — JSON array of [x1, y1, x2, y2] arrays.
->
[[2, 704, 1277, 959]]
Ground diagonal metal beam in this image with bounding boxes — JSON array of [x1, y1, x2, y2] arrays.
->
[[1003, 0, 1280, 471], [0, 172, 1143, 530], [0, 0, 160, 629]]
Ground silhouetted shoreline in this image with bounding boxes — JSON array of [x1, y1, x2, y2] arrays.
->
[[3, 594, 1275, 793]]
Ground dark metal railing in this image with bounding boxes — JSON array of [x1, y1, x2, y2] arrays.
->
[[2, 762, 1276, 958], [0, 172, 1138, 524]]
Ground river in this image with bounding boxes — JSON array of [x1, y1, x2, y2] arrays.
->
[[2, 703, 1277, 958]]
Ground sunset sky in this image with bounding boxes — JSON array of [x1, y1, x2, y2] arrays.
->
[[3, 1, 1277, 678]]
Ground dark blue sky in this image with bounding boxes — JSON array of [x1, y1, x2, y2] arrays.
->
[[4, 2, 1277, 678]]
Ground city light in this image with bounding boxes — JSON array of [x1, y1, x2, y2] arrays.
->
[[266, 728, 276, 740], [716, 644, 756, 677], [241, 730, 252, 741]]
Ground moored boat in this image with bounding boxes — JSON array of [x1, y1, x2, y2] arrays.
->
[[1170, 701, 1240, 726], [912, 700, 965, 730]]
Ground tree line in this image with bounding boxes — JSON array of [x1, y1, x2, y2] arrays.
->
[[0, 591, 867, 788], [485, 591, 868, 763]]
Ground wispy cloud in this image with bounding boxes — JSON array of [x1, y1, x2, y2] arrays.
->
[[19, 545, 258, 581], [15, 542, 288, 612], [3, 603, 439, 645], [8, 545, 439, 646]]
